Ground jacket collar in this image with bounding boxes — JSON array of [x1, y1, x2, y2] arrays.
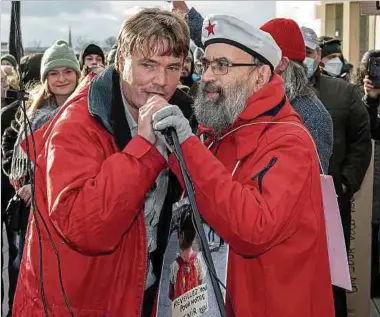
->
[[88, 65, 116, 135], [237, 74, 287, 122], [88, 66, 195, 137]]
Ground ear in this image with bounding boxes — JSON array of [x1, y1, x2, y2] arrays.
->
[[256, 64, 272, 86], [275, 57, 289, 75], [248, 64, 272, 94], [118, 52, 124, 73]]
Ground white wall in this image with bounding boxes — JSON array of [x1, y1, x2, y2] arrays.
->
[[375, 16, 380, 49], [276, 1, 321, 35], [188, 1, 276, 28]]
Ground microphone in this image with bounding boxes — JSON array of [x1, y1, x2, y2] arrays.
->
[[162, 126, 177, 149], [5, 89, 29, 100]]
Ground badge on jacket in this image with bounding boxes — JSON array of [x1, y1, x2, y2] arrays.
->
[[155, 197, 229, 317]]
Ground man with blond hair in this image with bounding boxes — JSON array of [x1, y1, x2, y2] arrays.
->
[[13, 8, 193, 317]]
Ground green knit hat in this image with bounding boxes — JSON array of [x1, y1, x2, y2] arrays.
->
[[40, 40, 80, 82], [1, 54, 18, 68]]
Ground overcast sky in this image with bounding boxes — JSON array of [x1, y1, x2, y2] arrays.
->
[[0, 1, 318, 49]]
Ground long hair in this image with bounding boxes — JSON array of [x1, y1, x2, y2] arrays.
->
[[353, 49, 380, 86], [27, 74, 79, 114], [27, 80, 54, 114], [282, 60, 315, 102], [1, 65, 20, 90]]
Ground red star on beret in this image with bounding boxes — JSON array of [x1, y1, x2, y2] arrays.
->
[[205, 20, 216, 37]]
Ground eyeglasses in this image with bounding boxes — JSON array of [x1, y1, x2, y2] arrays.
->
[[197, 58, 260, 76]]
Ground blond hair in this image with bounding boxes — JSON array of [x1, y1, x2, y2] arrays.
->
[[115, 8, 190, 72], [27, 73, 80, 114], [1, 65, 20, 90], [27, 80, 53, 114]]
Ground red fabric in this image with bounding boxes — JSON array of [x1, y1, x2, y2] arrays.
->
[[260, 18, 306, 63], [169, 74, 334, 317], [172, 253, 199, 300], [13, 74, 166, 317]]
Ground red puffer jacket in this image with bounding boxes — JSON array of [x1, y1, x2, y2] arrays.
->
[[169, 74, 335, 317], [12, 73, 166, 317]]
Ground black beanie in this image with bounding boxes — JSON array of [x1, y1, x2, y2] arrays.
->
[[80, 44, 105, 68], [320, 38, 342, 59]]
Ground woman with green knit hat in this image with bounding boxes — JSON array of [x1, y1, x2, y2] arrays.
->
[[1, 41, 80, 310], [11, 38, 80, 217], [1, 54, 18, 70], [29, 39, 80, 113]]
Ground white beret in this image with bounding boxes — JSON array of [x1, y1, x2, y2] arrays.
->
[[201, 14, 282, 71]]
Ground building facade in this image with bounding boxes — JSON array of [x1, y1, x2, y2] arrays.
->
[[316, 1, 379, 68], [1, 42, 9, 55]]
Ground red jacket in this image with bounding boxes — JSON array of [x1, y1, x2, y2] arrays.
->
[[13, 73, 167, 316], [169, 75, 335, 317]]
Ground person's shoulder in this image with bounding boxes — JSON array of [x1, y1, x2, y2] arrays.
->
[[320, 73, 351, 89], [49, 94, 100, 142], [170, 257, 180, 269], [264, 119, 317, 156], [304, 94, 331, 115]]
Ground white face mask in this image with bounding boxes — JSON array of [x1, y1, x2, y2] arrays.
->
[[323, 57, 343, 77], [303, 57, 318, 78]]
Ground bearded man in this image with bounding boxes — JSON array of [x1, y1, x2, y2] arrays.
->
[[151, 14, 335, 317]]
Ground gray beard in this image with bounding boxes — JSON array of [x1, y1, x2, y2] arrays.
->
[[193, 81, 250, 135]]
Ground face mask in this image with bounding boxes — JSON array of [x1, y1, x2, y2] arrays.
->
[[304, 57, 318, 78], [192, 73, 201, 82], [323, 57, 343, 77]]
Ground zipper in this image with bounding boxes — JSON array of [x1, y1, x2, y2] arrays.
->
[[251, 157, 278, 194], [138, 216, 149, 317]]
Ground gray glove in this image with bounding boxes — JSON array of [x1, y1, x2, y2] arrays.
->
[[152, 105, 194, 144]]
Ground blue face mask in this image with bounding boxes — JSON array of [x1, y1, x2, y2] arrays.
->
[[304, 57, 317, 78], [192, 73, 201, 82]]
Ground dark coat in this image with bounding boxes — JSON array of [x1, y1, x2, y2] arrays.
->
[[1, 103, 18, 210], [311, 72, 372, 196]]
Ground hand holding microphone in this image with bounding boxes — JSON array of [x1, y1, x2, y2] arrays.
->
[[152, 104, 193, 144], [137, 94, 168, 145]]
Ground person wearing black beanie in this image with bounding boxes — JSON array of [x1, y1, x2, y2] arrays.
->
[[80, 43, 105, 69], [319, 37, 348, 79]]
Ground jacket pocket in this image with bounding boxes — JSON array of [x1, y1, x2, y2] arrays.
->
[[251, 157, 278, 194]]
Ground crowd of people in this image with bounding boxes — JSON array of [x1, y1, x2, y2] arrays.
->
[[1, 2, 379, 317]]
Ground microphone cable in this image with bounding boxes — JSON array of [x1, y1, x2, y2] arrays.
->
[[165, 128, 237, 317], [19, 91, 74, 316]]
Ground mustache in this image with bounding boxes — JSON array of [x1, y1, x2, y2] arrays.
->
[[146, 85, 166, 95], [201, 82, 223, 94]]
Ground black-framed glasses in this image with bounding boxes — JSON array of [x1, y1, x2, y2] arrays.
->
[[197, 58, 259, 76]]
